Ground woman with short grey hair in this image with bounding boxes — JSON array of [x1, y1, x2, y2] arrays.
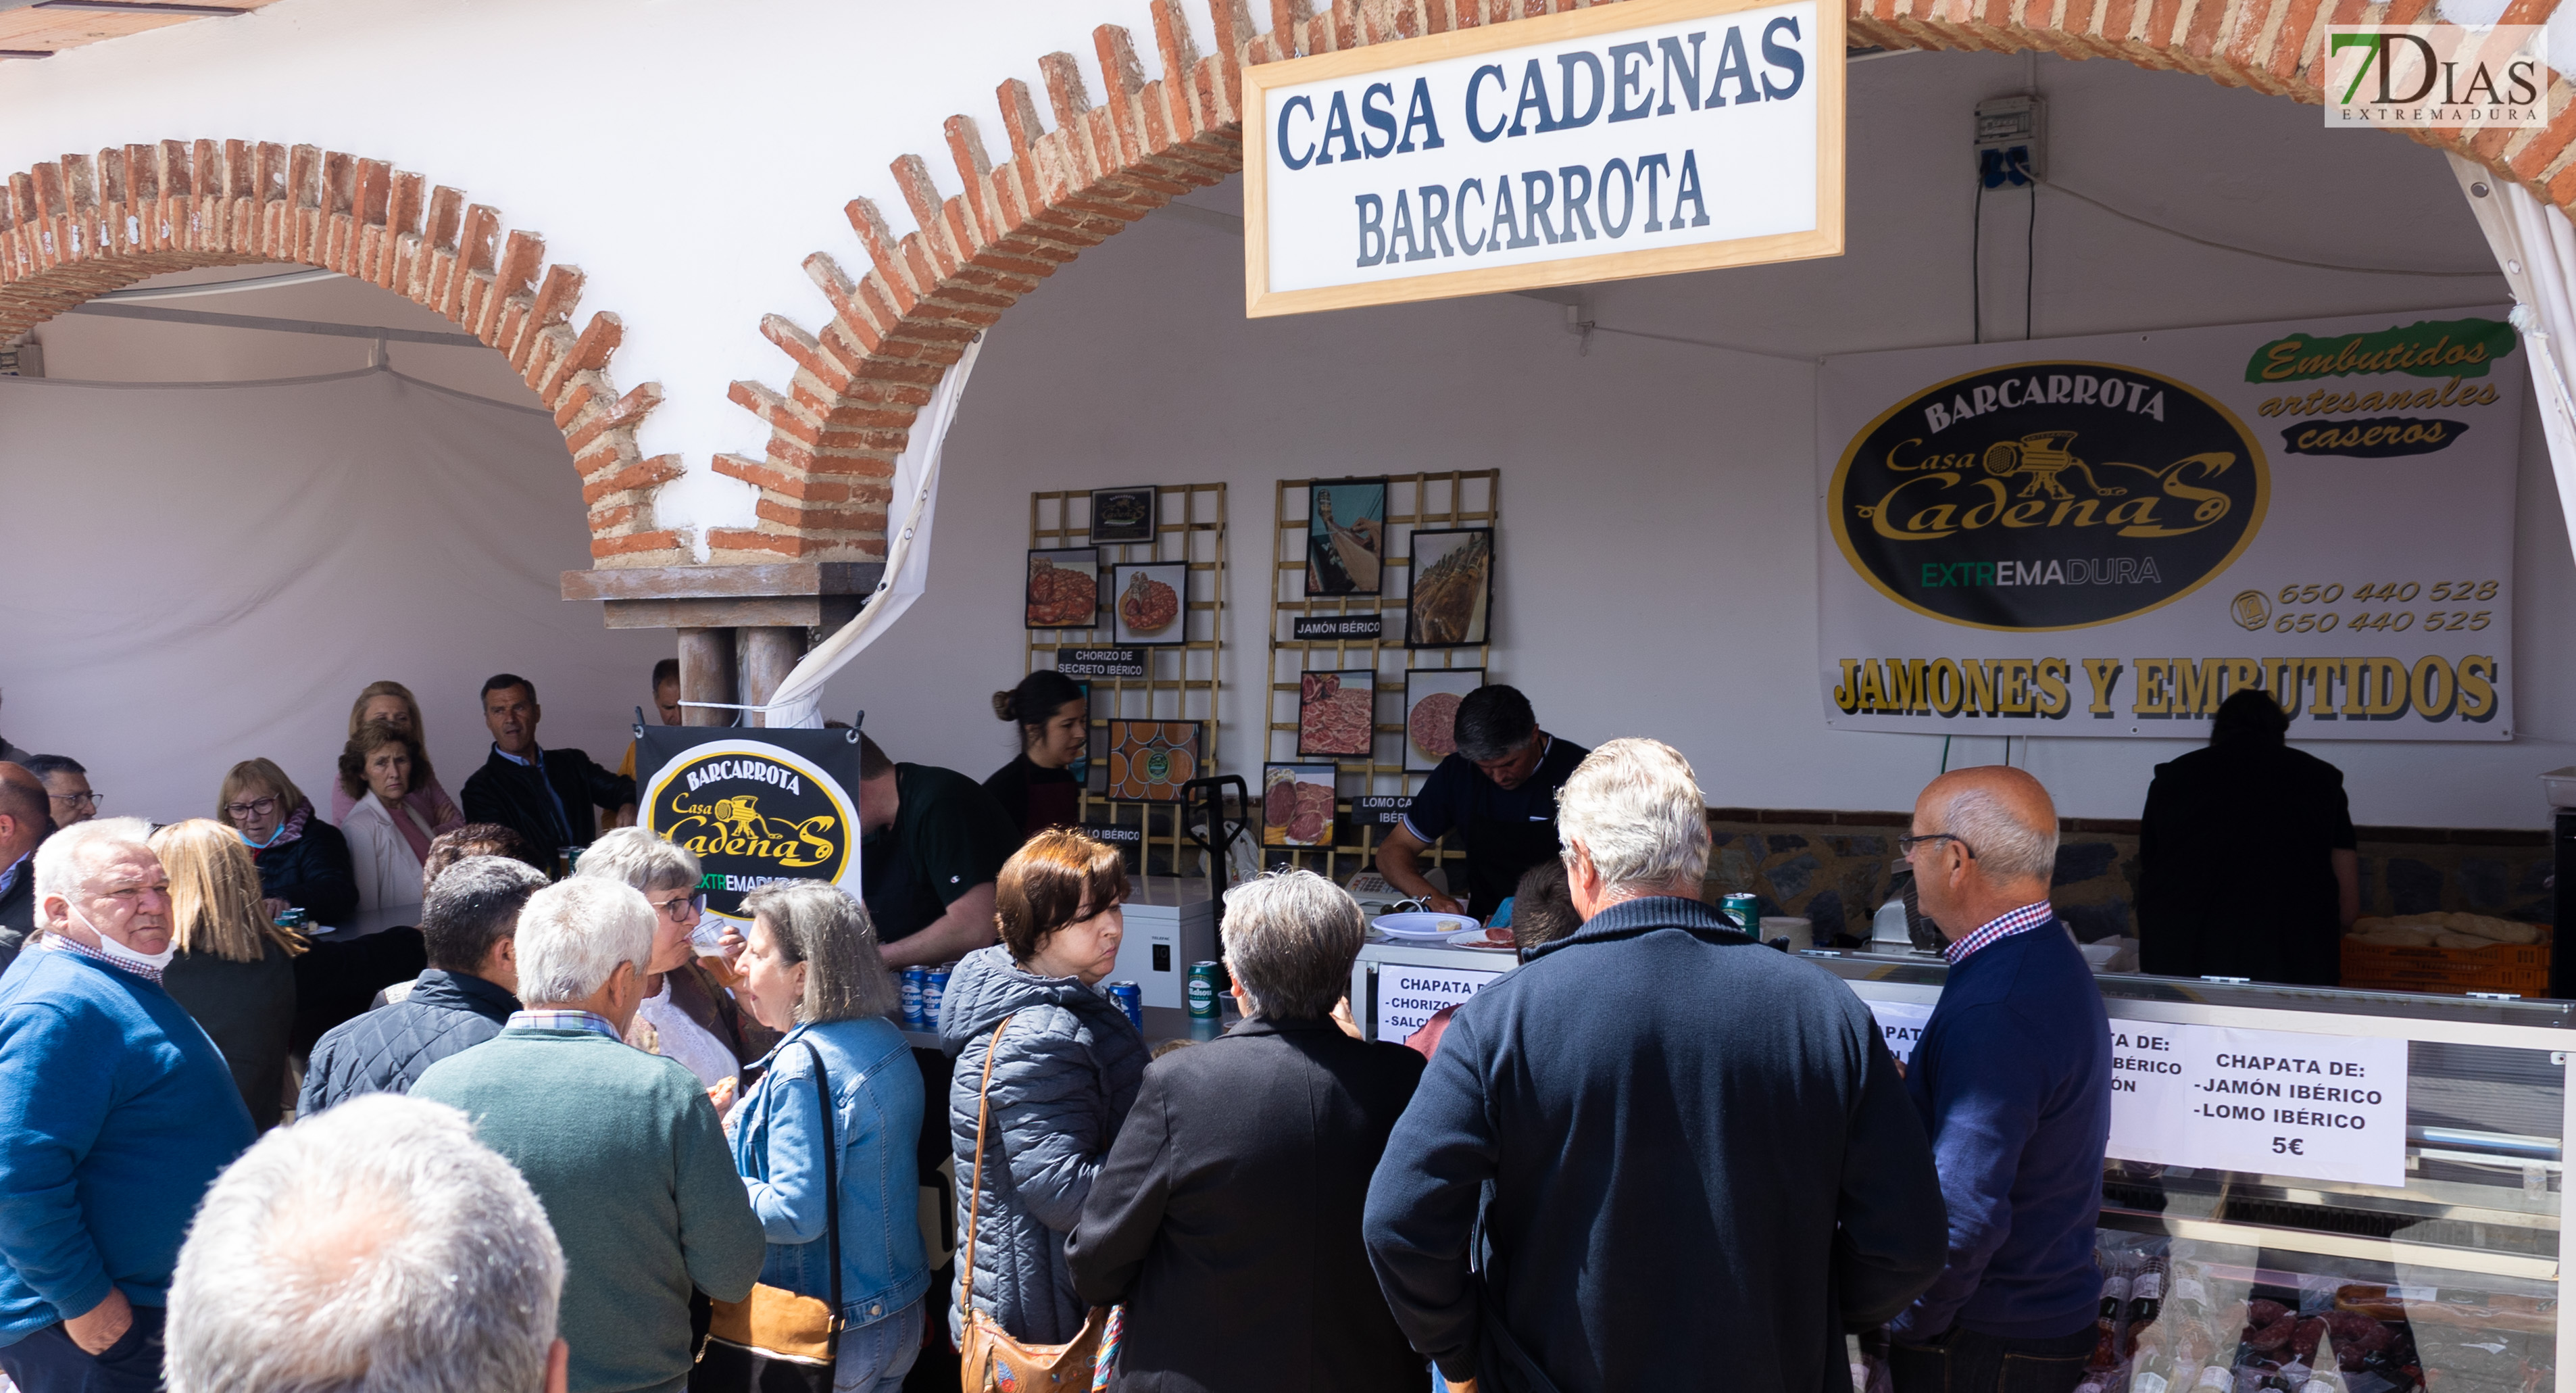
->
[[575, 827, 765, 1088], [728, 882, 928, 1392], [1065, 870, 1431, 1392]]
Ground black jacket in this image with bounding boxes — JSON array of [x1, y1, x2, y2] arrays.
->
[[460, 744, 633, 857], [1067, 1017, 1428, 1393], [2137, 739, 2356, 986], [0, 856, 32, 971], [1362, 896, 1948, 1393], [298, 967, 518, 1114], [164, 942, 298, 1132], [253, 816, 359, 924]]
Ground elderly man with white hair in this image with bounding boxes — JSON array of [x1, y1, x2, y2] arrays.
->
[[166, 1093, 570, 1393], [1883, 766, 2112, 1393], [414, 876, 764, 1393], [1362, 738, 1948, 1393], [0, 817, 255, 1393]]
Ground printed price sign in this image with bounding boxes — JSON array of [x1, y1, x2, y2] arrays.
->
[[1352, 794, 1414, 827], [1866, 1000, 1933, 1067], [2106, 1021, 2407, 1188], [1056, 647, 1149, 679], [1293, 614, 1386, 641], [1374, 962, 1506, 1044]]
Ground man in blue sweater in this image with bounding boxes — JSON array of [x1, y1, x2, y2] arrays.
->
[[1886, 767, 2113, 1393], [0, 817, 256, 1393]]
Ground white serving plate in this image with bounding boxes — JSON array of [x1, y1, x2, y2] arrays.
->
[[1372, 911, 1480, 939]]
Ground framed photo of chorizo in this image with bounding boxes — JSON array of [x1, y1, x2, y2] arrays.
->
[[1405, 527, 1492, 648], [1305, 478, 1387, 597], [1296, 669, 1377, 758], [1110, 562, 1188, 646], [1403, 668, 1485, 772], [1024, 548, 1099, 629], [1087, 486, 1158, 543], [1262, 764, 1339, 847], [1088, 720, 1203, 802]]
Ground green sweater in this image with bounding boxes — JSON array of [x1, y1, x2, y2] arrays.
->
[[414, 1027, 764, 1393]]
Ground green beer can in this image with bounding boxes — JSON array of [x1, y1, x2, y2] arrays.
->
[[1186, 960, 1222, 1019], [1720, 892, 1761, 936]]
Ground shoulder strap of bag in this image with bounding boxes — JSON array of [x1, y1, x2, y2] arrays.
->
[[957, 1015, 1013, 1320], [795, 1035, 841, 1340]]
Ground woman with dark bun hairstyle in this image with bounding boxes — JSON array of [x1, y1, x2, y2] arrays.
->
[[982, 669, 1088, 840]]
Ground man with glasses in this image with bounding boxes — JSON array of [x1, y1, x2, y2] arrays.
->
[[0, 818, 255, 1393], [0, 764, 50, 963], [576, 827, 769, 1092], [21, 757, 93, 831], [1374, 685, 1589, 923], [1883, 766, 2112, 1393]]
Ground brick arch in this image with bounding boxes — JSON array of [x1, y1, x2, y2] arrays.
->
[[0, 139, 678, 564], [726, 0, 2571, 567]]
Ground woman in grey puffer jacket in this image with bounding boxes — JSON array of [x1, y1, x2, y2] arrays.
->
[[940, 830, 1147, 1345]]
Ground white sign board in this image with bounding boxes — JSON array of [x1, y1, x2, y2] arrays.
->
[[1866, 999, 1934, 1066], [1242, 0, 1844, 316], [1816, 307, 2522, 740], [1374, 962, 1509, 1044]]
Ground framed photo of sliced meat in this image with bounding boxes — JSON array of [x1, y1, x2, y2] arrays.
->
[[1305, 479, 1387, 597], [1088, 487, 1158, 544], [1110, 562, 1188, 647], [1405, 528, 1492, 648], [1404, 668, 1485, 772], [1024, 549, 1099, 629], [1089, 720, 1203, 802], [1262, 764, 1339, 848], [1296, 669, 1377, 759]]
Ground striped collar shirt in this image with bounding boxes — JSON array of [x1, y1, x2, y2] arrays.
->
[[505, 1008, 622, 1040], [39, 931, 163, 985], [1943, 900, 2056, 966]]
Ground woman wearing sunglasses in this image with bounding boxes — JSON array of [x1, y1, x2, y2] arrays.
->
[[575, 827, 772, 1092]]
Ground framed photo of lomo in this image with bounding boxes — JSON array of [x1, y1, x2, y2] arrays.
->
[[1297, 669, 1377, 758], [1110, 562, 1189, 647], [1403, 667, 1485, 772], [1406, 528, 1492, 648], [1262, 763, 1339, 847], [1304, 478, 1387, 597], [1024, 548, 1099, 629], [1088, 487, 1158, 544]]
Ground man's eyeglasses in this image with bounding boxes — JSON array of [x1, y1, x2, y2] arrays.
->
[[655, 893, 708, 922], [49, 791, 99, 811], [1897, 832, 1977, 860], [223, 796, 280, 820]]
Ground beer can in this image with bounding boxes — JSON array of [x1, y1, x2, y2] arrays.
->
[[1106, 981, 1143, 1029], [1185, 961, 1222, 1019], [899, 966, 929, 1030], [922, 965, 953, 1029], [1720, 892, 1761, 936]]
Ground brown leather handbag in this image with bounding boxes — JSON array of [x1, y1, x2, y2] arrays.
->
[[957, 1016, 1110, 1393], [691, 1038, 841, 1392]]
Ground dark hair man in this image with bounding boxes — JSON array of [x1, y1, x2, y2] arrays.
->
[[299, 854, 550, 1113], [22, 756, 93, 830], [615, 659, 687, 793], [854, 733, 1020, 973], [460, 675, 636, 859], [1372, 685, 1588, 921], [2136, 688, 2358, 985], [1884, 766, 2112, 1393], [0, 764, 51, 965]]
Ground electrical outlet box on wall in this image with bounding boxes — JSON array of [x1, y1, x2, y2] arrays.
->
[[1975, 93, 2045, 186]]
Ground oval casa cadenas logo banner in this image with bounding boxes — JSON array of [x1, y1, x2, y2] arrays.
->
[[645, 742, 855, 924], [1829, 362, 2269, 631]]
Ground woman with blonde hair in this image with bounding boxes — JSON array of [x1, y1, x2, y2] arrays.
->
[[328, 681, 462, 827], [217, 758, 357, 924], [337, 720, 459, 910], [151, 820, 307, 1131]]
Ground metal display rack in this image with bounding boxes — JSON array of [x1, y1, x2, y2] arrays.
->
[[1026, 483, 1226, 876], [1263, 470, 1498, 883]]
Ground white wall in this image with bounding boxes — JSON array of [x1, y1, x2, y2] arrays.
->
[[820, 49, 2572, 830]]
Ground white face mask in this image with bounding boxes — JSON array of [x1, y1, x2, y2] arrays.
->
[[69, 901, 178, 972]]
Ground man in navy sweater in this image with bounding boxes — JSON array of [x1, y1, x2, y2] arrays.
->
[[0, 818, 256, 1393], [1886, 767, 2113, 1393]]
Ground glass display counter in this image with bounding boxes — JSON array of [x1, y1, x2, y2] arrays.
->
[[1818, 950, 2575, 1393]]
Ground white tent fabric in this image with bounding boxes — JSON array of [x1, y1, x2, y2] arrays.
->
[[0, 365, 669, 824], [2450, 155, 2576, 568], [760, 335, 983, 729]]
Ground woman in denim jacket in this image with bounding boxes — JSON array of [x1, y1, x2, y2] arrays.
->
[[729, 881, 929, 1392]]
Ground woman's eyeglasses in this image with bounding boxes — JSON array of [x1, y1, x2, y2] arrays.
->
[[224, 796, 280, 820], [656, 893, 708, 922]]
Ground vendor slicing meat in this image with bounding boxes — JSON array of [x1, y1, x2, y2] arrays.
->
[[1373, 685, 1588, 923]]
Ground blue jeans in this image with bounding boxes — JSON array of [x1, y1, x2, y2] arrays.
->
[[0, 1304, 166, 1393], [836, 1300, 923, 1393], [1890, 1320, 2098, 1393]]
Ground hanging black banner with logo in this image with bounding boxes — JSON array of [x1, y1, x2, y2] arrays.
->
[[636, 726, 866, 927]]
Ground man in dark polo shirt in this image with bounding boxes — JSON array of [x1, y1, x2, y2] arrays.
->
[[1373, 685, 1587, 923], [854, 733, 1020, 971]]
